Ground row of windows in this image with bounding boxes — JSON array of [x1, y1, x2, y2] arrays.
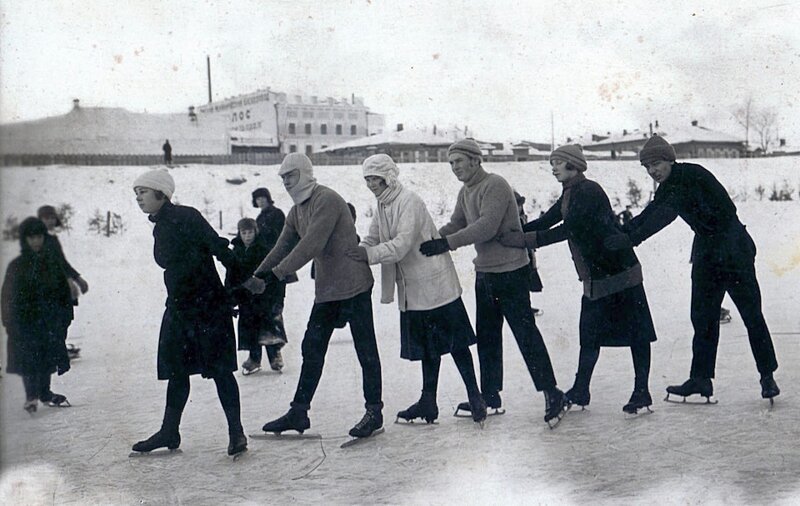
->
[[287, 123, 358, 135], [285, 111, 357, 120], [288, 144, 328, 155]]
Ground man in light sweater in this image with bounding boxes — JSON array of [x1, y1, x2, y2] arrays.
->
[[420, 139, 567, 426], [246, 153, 384, 439]]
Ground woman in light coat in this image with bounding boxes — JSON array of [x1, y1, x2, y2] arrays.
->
[[347, 154, 486, 424]]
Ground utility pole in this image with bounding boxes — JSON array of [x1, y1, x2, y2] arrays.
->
[[206, 55, 212, 104], [550, 110, 555, 150]]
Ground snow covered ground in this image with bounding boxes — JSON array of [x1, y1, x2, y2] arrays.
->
[[1, 158, 799, 505]]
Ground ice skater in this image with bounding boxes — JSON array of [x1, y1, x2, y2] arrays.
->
[[2, 217, 72, 413], [605, 135, 780, 403], [225, 218, 287, 375], [419, 138, 566, 427], [346, 154, 487, 425], [500, 145, 657, 414], [247, 153, 384, 440], [130, 169, 247, 457]]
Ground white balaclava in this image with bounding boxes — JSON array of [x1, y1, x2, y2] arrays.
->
[[279, 153, 318, 204]]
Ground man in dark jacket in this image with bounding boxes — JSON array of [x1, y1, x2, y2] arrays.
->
[[604, 135, 779, 403]]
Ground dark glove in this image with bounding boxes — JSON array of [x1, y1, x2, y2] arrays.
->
[[419, 238, 451, 257], [254, 270, 280, 286], [345, 246, 369, 263], [604, 233, 633, 251]]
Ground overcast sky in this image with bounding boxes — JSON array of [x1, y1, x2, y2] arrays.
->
[[1, 0, 798, 143]]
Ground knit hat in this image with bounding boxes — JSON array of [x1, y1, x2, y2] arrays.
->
[[37, 205, 62, 227], [362, 154, 400, 188], [639, 135, 676, 166], [550, 144, 587, 172], [19, 216, 48, 239], [133, 169, 175, 199], [251, 187, 273, 207], [448, 138, 483, 159]]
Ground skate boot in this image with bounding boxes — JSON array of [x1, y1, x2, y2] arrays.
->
[[665, 378, 715, 403], [455, 391, 503, 417], [262, 407, 310, 434], [623, 389, 653, 414], [23, 399, 38, 414], [468, 392, 487, 425], [42, 392, 71, 407], [227, 429, 248, 456], [396, 392, 438, 424], [132, 429, 181, 452], [544, 388, 567, 429], [269, 350, 284, 372], [241, 358, 261, 376], [66, 343, 81, 359], [565, 386, 591, 409], [760, 374, 780, 404], [349, 406, 383, 438]]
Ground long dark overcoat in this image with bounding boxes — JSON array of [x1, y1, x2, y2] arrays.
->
[[150, 202, 237, 379]]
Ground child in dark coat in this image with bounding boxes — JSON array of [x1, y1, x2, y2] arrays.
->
[[226, 218, 287, 374], [2, 217, 72, 413]]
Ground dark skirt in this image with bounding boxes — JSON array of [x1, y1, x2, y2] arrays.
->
[[579, 283, 657, 348], [399, 297, 477, 361]]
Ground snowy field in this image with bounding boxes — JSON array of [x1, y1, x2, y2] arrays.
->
[[1, 158, 799, 505]]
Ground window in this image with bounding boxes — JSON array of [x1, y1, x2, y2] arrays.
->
[[305, 123, 312, 134], [305, 145, 314, 155], [288, 123, 296, 134], [289, 144, 297, 153], [350, 125, 357, 135], [320, 124, 328, 135], [336, 124, 342, 135]]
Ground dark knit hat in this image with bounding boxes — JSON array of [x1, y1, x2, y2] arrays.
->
[[19, 217, 48, 249], [550, 144, 587, 172], [639, 135, 676, 166], [448, 138, 483, 159], [251, 187, 273, 207], [37, 205, 62, 227]]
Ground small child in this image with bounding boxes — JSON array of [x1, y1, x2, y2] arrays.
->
[[2, 217, 72, 413], [226, 218, 287, 374], [514, 191, 544, 316]]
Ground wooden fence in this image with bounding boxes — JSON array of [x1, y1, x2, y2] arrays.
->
[[0, 152, 366, 167]]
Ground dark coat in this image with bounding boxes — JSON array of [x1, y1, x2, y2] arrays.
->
[[150, 202, 237, 379], [44, 234, 81, 279], [2, 240, 72, 376], [256, 206, 286, 252], [525, 175, 655, 347], [627, 162, 755, 271], [225, 235, 287, 351]]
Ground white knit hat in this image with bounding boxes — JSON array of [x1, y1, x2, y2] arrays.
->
[[133, 169, 175, 199], [362, 154, 399, 187]]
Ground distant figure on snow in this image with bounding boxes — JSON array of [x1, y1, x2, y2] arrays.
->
[[617, 205, 633, 227], [162, 139, 173, 165]]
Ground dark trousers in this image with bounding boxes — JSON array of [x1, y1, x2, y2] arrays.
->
[[291, 289, 383, 410], [475, 265, 557, 395], [689, 263, 778, 379], [22, 373, 52, 401], [249, 345, 282, 364]]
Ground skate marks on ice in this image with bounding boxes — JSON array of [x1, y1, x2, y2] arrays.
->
[[127, 448, 184, 459]]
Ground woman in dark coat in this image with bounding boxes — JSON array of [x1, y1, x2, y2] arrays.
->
[[131, 169, 246, 456], [225, 218, 287, 374], [500, 145, 657, 414], [2, 217, 72, 413]]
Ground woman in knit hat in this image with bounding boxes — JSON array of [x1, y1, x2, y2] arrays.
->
[[346, 154, 487, 425], [499, 145, 658, 414], [2, 217, 73, 413], [604, 135, 780, 404], [130, 169, 248, 457]]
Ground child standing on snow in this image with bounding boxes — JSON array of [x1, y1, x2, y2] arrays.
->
[[2, 217, 72, 413], [226, 218, 287, 374]]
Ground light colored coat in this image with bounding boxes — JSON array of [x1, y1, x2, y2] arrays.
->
[[362, 187, 462, 311]]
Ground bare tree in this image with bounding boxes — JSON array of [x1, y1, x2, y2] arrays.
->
[[752, 109, 778, 153], [733, 96, 753, 151]]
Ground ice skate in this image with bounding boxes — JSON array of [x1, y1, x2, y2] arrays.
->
[[342, 407, 384, 447], [261, 408, 311, 435], [454, 391, 504, 417], [544, 388, 568, 429], [664, 378, 717, 404], [532, 307, 544, 317], [43, 392, 71, 407], [66, 343, 81, 360], [131, 429, 181, 453], [760, 374, 780, 405], [23, 399, 38, 414], [396, 392, 438, 424], [269, 350, 284, 372], [623, 389, 653, 416], [241, 358, 261, 376], [227, 430, 248, 459], [565, 386, 590, 411], [719, 307, 732, 324], [468, 392, 487, 428]]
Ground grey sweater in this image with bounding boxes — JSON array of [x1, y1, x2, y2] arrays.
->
[[439, 167, 530, 273], [255, 185, 373, 303]]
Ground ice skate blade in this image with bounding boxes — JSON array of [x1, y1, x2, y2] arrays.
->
[[251, 432, 321, 440], [664, 393, 718, 404], [47, 400, 72, 408], [394, 417, 438, 425], [624, 406, 654, 418], [454, 407, 505, 418], [241, 367, 261, 376], [128, 449, 183, 458], [229, 448, 248, 461], [341, 427, 385, 448]]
